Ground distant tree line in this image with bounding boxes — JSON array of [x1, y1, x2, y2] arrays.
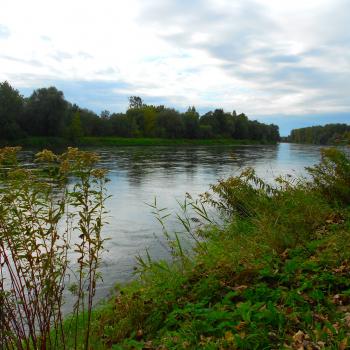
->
[[0, 81, 280, 143], [287, 124, 350, 145]]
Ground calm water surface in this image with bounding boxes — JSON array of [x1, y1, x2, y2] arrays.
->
[[90, 142, 324, 301], [11, 143, 327, 307]]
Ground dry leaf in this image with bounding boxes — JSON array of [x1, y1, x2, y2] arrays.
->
[[293, 330, 305, 345], [235, 321, 246, 331], [225, 331, 234, 343], [343, 312, 350, 328], [233, 285, 248, 292], [339, 338, 348, 350]]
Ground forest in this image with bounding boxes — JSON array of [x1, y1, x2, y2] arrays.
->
[[288, 124, 350, 145], [0, 81, 280, 143]]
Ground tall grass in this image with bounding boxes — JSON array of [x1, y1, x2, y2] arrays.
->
[[0, 147, 109, 350], [86, 148, 350, 349], [1, 147, 349, 349]]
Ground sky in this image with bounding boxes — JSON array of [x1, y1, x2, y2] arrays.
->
[[0, 0, 349, 135]]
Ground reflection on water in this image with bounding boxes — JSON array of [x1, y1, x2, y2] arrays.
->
[[88, 142, 324, 301], [15, 143, 328, 306]]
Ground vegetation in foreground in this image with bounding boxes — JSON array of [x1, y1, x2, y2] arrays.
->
[[0, 81, 279, 145], [1, 147, 350, 349], [0, 147, 109, 350], [80, 148, 349, 349]]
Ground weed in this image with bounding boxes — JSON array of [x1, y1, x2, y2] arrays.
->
[[0, 147, 109, 350]]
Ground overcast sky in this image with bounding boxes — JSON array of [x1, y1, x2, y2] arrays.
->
[[1, 0, 349, 135]]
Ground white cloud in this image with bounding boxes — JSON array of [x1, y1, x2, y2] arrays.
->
[[0, 0, 349, 118]]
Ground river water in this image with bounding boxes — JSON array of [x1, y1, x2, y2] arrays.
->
[[3, 143, 329, 307], [92, 142, 325, 301]]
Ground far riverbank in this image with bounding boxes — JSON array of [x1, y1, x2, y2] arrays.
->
[[3, 136, 277, 149]]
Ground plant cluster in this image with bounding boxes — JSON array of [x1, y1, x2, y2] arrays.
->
[[287, 124, 350, 145], [0, 81, 279, 143], [0, 147, 109, 349], [85, 148, 350, 349]]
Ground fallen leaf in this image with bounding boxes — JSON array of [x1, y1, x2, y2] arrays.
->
[[343, 312, 350, 328], [233, 285, 248, 292], [136, 329, 143, 339], [293, 330, 305, 344], [225, 331, 234, 343], [235, 321, 246, 331], [339, 338, 348, 350]]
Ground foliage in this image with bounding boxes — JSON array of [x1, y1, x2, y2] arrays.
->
[[307, 148, 350, 205], [0, 147, 109, 350], [81, 148, 350, 349], [67, 112, 84, 142], [0, 81, 280, 144], [21, 87, 69, 137], [128, 96, 144, 110], [288, 124, 350, 145], [0, 81, 24, 140]]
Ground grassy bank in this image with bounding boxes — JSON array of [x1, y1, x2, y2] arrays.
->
[[78, 137, 271, 147], [5, 136, 274, 148], [65, 148, 350, 349], [2, 136, 69, 148]]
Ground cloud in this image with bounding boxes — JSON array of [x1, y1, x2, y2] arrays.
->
[[0, 0, 349, 134], [0, 55, 42, 66], [41, 35, 51, 42], [19, 79, 132, 113], [0, 24, 10, 39], [51, 51, 73, 62], [138, 0, 350, 115]]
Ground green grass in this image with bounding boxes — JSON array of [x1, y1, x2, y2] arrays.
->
[[79, 137, 271, 147], [3, 136, 274, 149], [63, 148, 350, 349], [6, 136, 70, 148]]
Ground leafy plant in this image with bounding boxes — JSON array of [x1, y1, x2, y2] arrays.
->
[[0, 147, 109, 350], [87, 149, 350, 349]]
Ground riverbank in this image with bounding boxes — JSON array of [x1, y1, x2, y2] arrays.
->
[[5, 136, 276, 148], [79, 137, 273, 147], [68, 148, 350, 349]]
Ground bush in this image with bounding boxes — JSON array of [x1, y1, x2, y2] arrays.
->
[[0, 147, 109, 350], [88, 149, 350, 349], [307, 147, 350, 205]]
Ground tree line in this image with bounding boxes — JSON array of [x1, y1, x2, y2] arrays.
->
[[287, 124, 350, 145], [0, 81, 280, 143]]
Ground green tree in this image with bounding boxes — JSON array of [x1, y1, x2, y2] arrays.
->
[[183, 106, 199, 138], [100, 110, 110, 119], [233, 113, 249, 139], [143, 106, 157, 137], [68, 112, 83, 142], [0, 81, 24, 140], [156, 108, 184, 138], [22, 87, 69, 137], [128, 96, 143, 110], [289, 124, 350, 144]]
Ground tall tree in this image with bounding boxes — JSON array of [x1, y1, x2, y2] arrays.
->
[[67, 112, 83, 142], [0, 81, 24, 140], [22, 87, 68, 137], [100, 110, 110, 119], [183, 106, 199, 138], [289, 124, 350, 144], [143, 106, 157, 137], [156, 108, 184, 138], [128, 96, 143, 110]]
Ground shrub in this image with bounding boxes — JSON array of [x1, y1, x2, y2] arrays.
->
[[0, 147, 109, 350], [307, 147, 350, 205]]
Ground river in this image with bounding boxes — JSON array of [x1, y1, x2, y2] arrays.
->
[[3, 142, 328, 307], [91, 142, 324, 301]]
